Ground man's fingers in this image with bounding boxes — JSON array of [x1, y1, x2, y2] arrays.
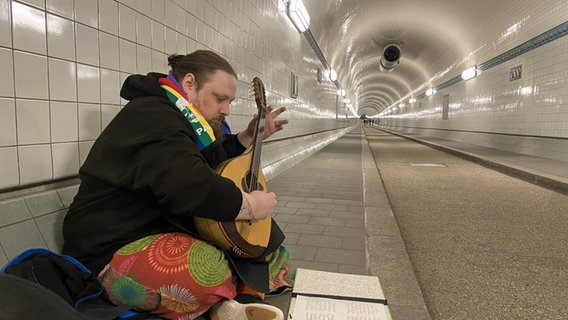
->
[[272, 107, 286, 116], [273, 120, 288, 131], [267, 106, 286, 118]]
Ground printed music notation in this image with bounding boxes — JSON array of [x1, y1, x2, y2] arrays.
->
[[291, 294, 389, 320]]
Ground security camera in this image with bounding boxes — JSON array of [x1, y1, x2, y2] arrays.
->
[[379, 44, 401, 72]]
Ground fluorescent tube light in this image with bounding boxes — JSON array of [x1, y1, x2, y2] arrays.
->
[[461, 66, 477, 80], [287, 0, 310, 33]]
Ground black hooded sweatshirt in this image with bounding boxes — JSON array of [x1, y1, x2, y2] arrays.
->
[[62, 73, 246, 274]]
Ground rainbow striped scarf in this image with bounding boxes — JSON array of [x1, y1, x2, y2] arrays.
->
[[158, 77, 216, 150]]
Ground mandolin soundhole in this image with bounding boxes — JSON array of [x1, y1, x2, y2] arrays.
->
[[241, 172, 264, 192]]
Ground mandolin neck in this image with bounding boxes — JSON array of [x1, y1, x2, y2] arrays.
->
[[249, 107, 266, 191]]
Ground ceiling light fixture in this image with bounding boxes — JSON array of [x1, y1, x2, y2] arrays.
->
[[461, 66, 477, 80], [287, 0, 310, 33], [329, 69, 337, 81]]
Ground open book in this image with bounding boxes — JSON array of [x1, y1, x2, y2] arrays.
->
[[289, 268, 392, 320]]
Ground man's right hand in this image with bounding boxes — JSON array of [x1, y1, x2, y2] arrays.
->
[[236, 190, 276, 221]]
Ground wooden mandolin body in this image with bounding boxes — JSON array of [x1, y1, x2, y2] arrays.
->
[[193, 147, 272, 259]]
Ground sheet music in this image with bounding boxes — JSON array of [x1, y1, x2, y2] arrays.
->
[[291, 294, 390, 320], [292, 268, 386, 302]]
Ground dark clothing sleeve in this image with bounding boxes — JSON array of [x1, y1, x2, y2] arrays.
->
[[62, 92, 243, 273], [200, 134, 246, 169], [222, 134, 247, 158]]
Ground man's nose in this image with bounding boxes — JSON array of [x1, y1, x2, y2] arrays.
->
[[220, 102, 230, 116]]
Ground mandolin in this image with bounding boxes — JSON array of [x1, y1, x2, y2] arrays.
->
[[194, 77, 272, 259]]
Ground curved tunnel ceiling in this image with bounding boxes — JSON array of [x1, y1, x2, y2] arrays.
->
[[302, 0, 568, 116]]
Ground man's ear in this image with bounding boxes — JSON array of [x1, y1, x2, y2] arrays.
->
[[181, 73, 196, 93]]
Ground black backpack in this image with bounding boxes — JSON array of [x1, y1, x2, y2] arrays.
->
[[0, 248, 158, 320]]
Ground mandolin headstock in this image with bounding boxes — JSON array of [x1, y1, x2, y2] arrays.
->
[[250, 77, 267, 115]]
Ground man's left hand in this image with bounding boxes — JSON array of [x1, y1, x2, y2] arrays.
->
[[238, 106, 288, 147], [263, 106, 288, 139]]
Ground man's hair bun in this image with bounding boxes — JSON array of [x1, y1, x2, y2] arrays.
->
[[167, 54, 183, 68]]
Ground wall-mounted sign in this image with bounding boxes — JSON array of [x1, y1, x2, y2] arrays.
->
[[510, 65, 522, 81], [442, 94, 449, 120], [291, 71, 298, 99], [316, 67, 323, 83]]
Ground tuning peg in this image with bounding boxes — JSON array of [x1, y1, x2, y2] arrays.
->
[[248, 82, 255, 98]]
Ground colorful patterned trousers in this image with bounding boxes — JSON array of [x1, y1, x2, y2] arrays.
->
[[99, 233, 291, 320]]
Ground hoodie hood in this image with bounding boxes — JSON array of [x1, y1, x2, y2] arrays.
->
[[120, 72, 168, 101]]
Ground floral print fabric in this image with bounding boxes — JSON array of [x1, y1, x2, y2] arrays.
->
[[99, 233, 237, 320]]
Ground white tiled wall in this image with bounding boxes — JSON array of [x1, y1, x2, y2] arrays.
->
[[0, 0, 350, 192], [381, 32, 568, 161]]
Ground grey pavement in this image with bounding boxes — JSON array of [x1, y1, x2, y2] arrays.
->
[[378, 127, 568, 195]]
